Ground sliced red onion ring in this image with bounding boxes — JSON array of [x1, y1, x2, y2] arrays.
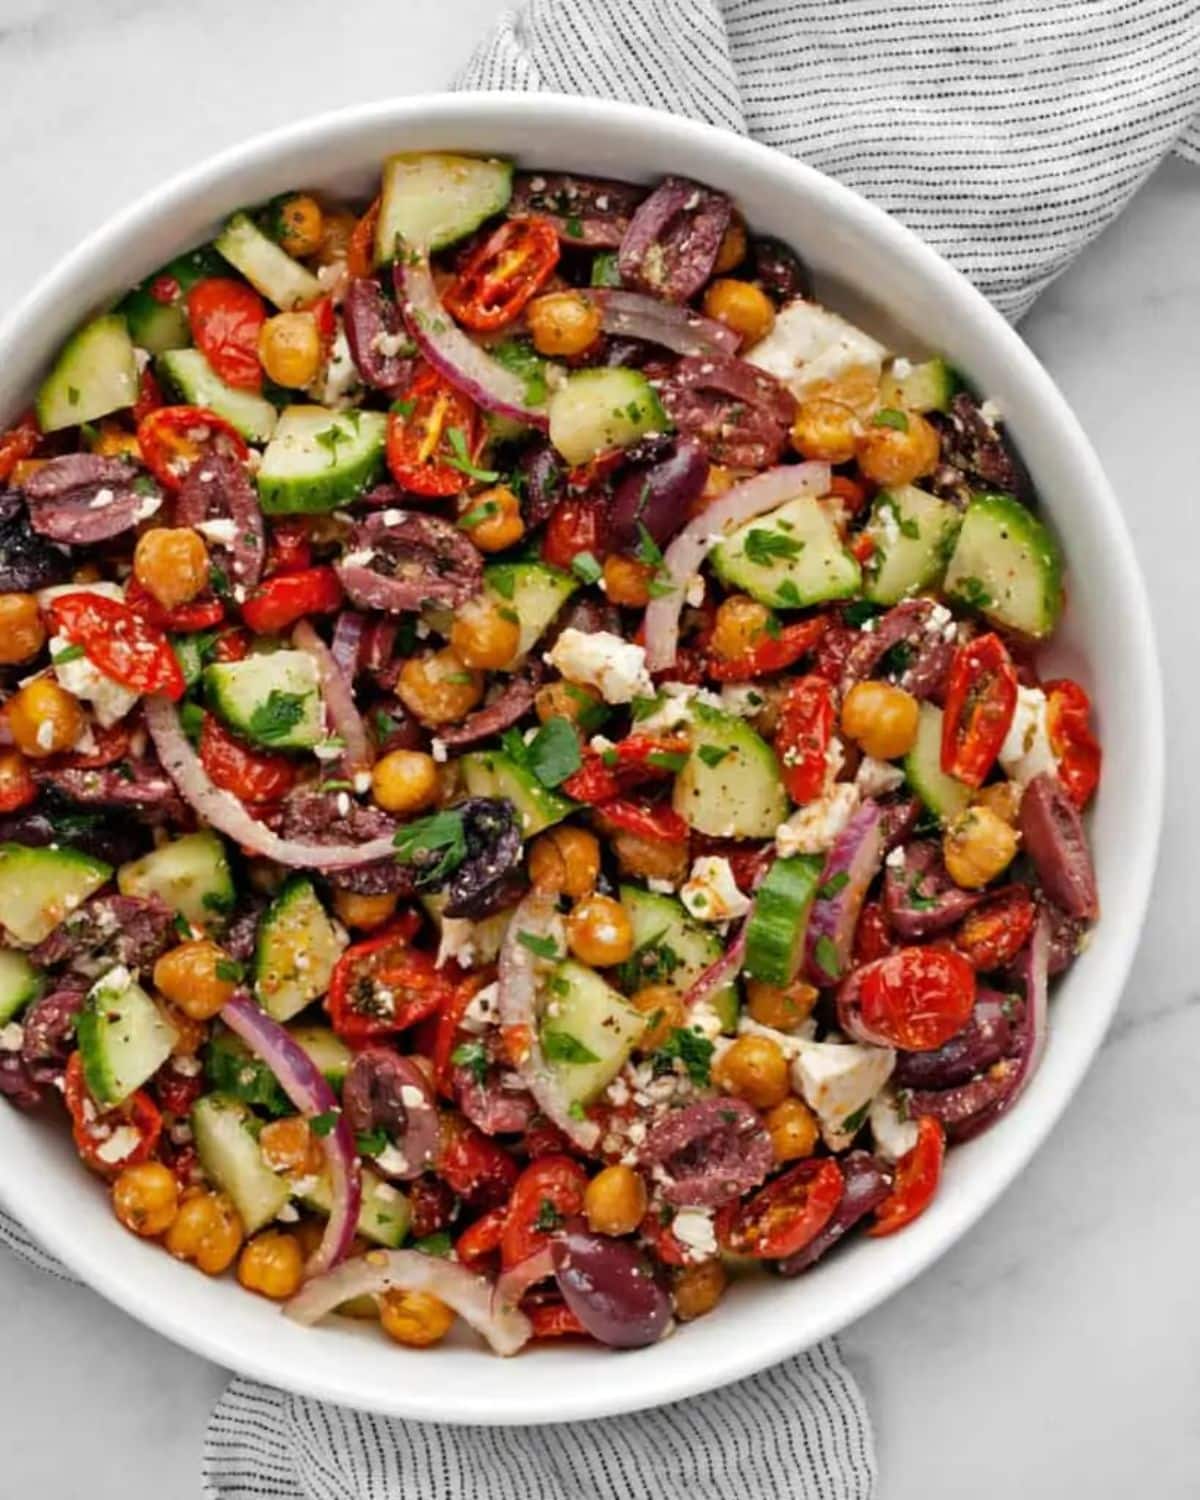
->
[[221, 990, 361, 1277], [330, 609, 366, 680], [590, 290, 739, 358], [805, 800, 886, 986], [493, 1243, 556, 1313], [683, 920, 747, 1012], [393, 252, 548, 429], [285, 1248, 533, 1356], [292, 618, 372, 777], [643, 462, 831, 670]]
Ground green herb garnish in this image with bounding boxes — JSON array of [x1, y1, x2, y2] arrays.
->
[[651, 1027, 714, 1086], [393, 808, 468, 885]]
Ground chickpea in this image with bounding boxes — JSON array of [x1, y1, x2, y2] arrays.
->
[[314, 208, 357, 269], [257, 311, 323, 389], [0, 593, 45, 665], [0, 751, 32, 812], [166, 1006, 207, 1058], [449, 596, 521, 671], [856, 410, 940, 487], [333, 888, 400, 931], [259, 1116, 325, 1177], [90, 420, 142, 461], [689, 462, 737, 518], [602, 554, 653, 608], [609, 829, 690, 886], [764, 1097, 820, 1163], [133, 527, 210, 611], [566, 893, 635, 967], [371, 748, 440, 815], [526, 291, 603, 358], [746, 977, 819, 1033], [712, 1034, 790, 1109], [528, 825, 600, 901], [397, 648, 484, 726], [791, 398, 862, 464], [943, 805, 1019, 890], [152, 939, 238, 1020], [710, 593, 772, 661], [6, 678, 83, 758], [237, 1230, 305, 1300], [974, 779, 1023, 826], [713, 215, 748, 274], [701, 279, 775, 346], [583, 1164, 648, 1237], [461, 485, 524, 552], [840, 680, 920, 761], [164, 1189, 244, 1275], [630, 984, 685, 1054], [672, 1258, 728, 1322], [275, 193, 325, 258], [808, 364, 881, 416], [379, 1288, 456, 1348], [112, 1161, 179, 1237], [535, 679, 602, 727]]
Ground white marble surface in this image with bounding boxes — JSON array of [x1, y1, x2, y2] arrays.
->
[[1, 2, 1198, 1495]]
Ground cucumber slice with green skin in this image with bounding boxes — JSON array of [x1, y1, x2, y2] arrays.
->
[[711, 493, 862, 609], [879, 357, 960, 414], [943, 492, 1064, 639], [374, 152, 514, 263], [299, 1165, 410, 1248], [192, 1093, 291, 1233], [673, 704, 788, 840], [214, 212, 322, 310], [743, 855, 824, 986], [285, 1025, 352, 1087], [204, 1024, 351, 1113], [617, 885, 737, 1030], [157, 348, 279, 442], [0, 843, 112, 947], [117, 830, 234, 934], [253, 877, 346, 1023], [459, 749, 574, 837], [547, 367, 670, 467], [0, 950, 44, 1025], [862, 484, 962, 606], [540, 960, 646, 1107], [76, 966, 178, 1106], [35, 314, 139, 433], [257, 405, 387, 514], [484, 560, 578, 658], [118, 244, 227, 354], [420, 892, 514, 965], [904, 703, 972, 825], [204, 649, 323, 751]]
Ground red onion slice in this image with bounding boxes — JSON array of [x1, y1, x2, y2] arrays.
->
[[683, 920, 748, 1013], [643, 462, 831, 670], [292, 619, 372, 777], [330, 609, 366, 680], [805, 800, 886, 986], [590, 289, 739, 357], [493, 1243, 556, 1313]]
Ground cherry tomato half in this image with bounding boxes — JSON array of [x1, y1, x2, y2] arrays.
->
[[868, 1116, 945, 1237], [186, 278, 266, 391], [541, 495, 608, 572], [0, 412, 40, 483], [707, 615, 829, 683], [716, 1157, 844, 1259], [1044, 678, 1101, 809], [853, 900, 896, 965], [526, 1300, 588, 1339], [592, 797, 690, 844], [264, 519, 314, 578], [500, 1154, 588, 1268], [640, 1209, 690, 1268], [63, 1052, 162, 1178], [954, 885, 1036, 971], [131, 366, 165, 425], [198, 714, 298, 804], [857, 946, 977, 1052], [240, 566, 342, 634], [347, 197, 380, 281], [125, 577, 224, 633], [136, 405, 248, 491], [437, 1112, 520, 1209], [774, 674, 835, 804], [444, 217, 560, 332], [940, 633, 1018, 788], [48, 591, 184, 700], [455, 1205, 508, 1269], [560, 733, 689, 805], [385, 367, 479, 497], [327, 927, 452, 1042]]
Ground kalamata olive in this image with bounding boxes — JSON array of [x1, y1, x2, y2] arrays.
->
[[929, 392, 1034, 504], [892, 990, 1018, 1089], [0, 491, 69, 592], [516, 441, 565, 529], [639, 1097, 773, 1208], [0, 805, 151, 868], [903, 1061, 1020, 1142], [342, 1047, 438, 1180], [442, 797, 525, 919], [23, 453, 161, 545], [551, 1225, 672, 1348], [1019, 773, 1099, 922], [19, 988, 86, 1085], [749, 234, 813, 304], [884, 841, 986, 937], [609, 437, 708, 553], [777, 1152, 891, 1276], [618, 177, 732, 303]]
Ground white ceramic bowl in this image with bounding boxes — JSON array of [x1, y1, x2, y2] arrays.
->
[[0, 93, 1162, 1425]]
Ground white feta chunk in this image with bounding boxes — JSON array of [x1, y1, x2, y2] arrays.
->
[[670, 1206, 718, 1261], [0, 1023, 24, 1052], [374, 1143, 409, 1177], [855, 756, 906, 798], [744, 298, 887, 399], [791, 1037, 895, 1151], [680, 855, 751, 923], [94, 1125, 144, 1165], [869, 1085, 919, 1163], [436, 917, 477, 971], [317, 326, 362, 408], [193, 517, 241, 547], [50, 632, 139, 728], [545, 628, 653, 704], [460, 980, 499, 1034], [718, 683, 767, 719], [775, 783, 860, 856], [998, 685, 1059, 786]]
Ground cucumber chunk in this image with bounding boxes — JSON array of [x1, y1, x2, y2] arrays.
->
[[540, 960, 645, 1107], [36, 313, 139, 433], [673, 703, 788, 839], [118, 245, 227, 354], [862, 484, 962, 605], [299, 1166, 410, 1249], [0, 949, 43, 1025], [374, 152, 513, 262], [257, 405, 387, 514], [548, 368, 669, 466], [214, 212, 321, 310], [285, 1025, 352, 1087], [117, 830, 234, 934], [943, 492, 1064, 639], [157, 348, 279, 442], [904, 703, 972, 825], [484, 561, 578, 659], [618, 885, 737, 1030], [459, 749, 574, 837], [76, 966, 178, 1106], [711, 493, 861, 609], [0, 843, 112, 947], [744, 855, 824, 986], [879, 357, 959, 414], [204, 649, 323, 751], [253, 877, 346, 1023], [192, 1093, 290, 1232]]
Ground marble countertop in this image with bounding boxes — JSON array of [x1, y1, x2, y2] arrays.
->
[[2, 3, 1197, 1495]]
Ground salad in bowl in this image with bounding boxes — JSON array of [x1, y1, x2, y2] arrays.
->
[[0, 149, 1100, 1357]]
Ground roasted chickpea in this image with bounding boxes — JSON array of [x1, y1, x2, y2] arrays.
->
[[712, 1034, 790, 1109], [584, 1164, 648, 1237], [315, 208, 357, 268], [808, 364, 881, 416], [609, 829, 690, 886], [371, 748, 441, 815], [112, 1161, 179, 1238], [526, 291, 603, 357], [566, 893, 634, 967], [0, 593, 46, 664], [672, 1258, 728, 1322], [259, 311, 323, 389], [630, 985, 685, 1053], [6, 678, 84, 759], [397, 648, 484, 726], [449, 596, 521, 671], [713, 215, 748, 274], [87, 420, 141, 461], [275, 193, 325, 258], [259, 1116, 325, 1177], [746, 977, 819, 1033], [164, 1189, 244, 1275], [528, 825, 601, 901], [974, 779, 1023, 826], [856, 410, 940, 487], [133, 527, 210, 611], [166, 1006, 207, 1058], [840, 680, 920, 761], [764, 1097, 820, 1163], [237, 1231, 305, 1300], [602, 554, 653, 607], [152, 939, 238, 1020], [0, 751, 32, 813], [701, 278, 775, 345], [461, 485, 525, 552], [535, 679, 603, 727], [791, 398, 862, 464], [380, 1288, 456, 1348], [333, 888, 400, 931], [943, 805, 1019, 890], [710, 593, 772, 661]]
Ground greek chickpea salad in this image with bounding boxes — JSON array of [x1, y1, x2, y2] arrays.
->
[[0, 153, 1101, 1355]]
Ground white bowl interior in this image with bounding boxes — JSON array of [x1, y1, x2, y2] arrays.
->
[[0, 95, 1162, 1424]]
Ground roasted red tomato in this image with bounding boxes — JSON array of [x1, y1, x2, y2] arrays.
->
[[708, 615, 829, 682], [241, 566, 342, 634], [48, 591, 185, 700], [210, 626, 252, 663], [500, 1154, 589, 1268], [63, 1052, 162, 1178], [955, 886, 1036, 971], [868, 1116, 945, 1237], [593, 798, 690, 844], [264, 519, 314, 577], [716, 1158, 844, 1259], [131, 367, 165, 424], [640, 1209, 690, 1268], [857, 946, 976, 1051], [431, 969, 495, 1097], [854, 900, 895, 964], [125, 577, 224, 633], [136, 405, 248, 491], [1044, 678, 1101, 809], [526, 1300, 588, 1338], [0, 411, 40, 483], [774, 674, 835, 804], [327, 928, 453, 1042], [437, 1113, 520, 1208], [347, 196, 380, 281], [444, 217, 560, 332], [198, 714, 298, 804], [541, 495, 608, 572], [455, 1205, 508, 1269], [386, 367, 479, 497], [561, 733, 690, 805], [186, 277, 266, 390], [940, 633, 1018, 788]]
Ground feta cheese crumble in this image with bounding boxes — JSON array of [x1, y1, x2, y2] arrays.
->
[[791, 1037, 895, 1152], [545, 629, 653, 704], [775, 783, 860, 856], [671, 1206, 718, 1261], [50, 632, 138, 728], [680, 855, 752, 922], [999, 685, 1059, 785]]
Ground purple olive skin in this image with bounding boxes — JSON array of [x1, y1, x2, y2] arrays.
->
[[892, 991, 1018, 1090], [777, 1152, 892, 1276], [1019, 773, 1099, 922], [551, 1227, 672, 1348], [609, 438, 708, 553]]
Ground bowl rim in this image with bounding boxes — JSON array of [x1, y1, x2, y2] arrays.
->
[[0, 90, 1164, 1424]]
